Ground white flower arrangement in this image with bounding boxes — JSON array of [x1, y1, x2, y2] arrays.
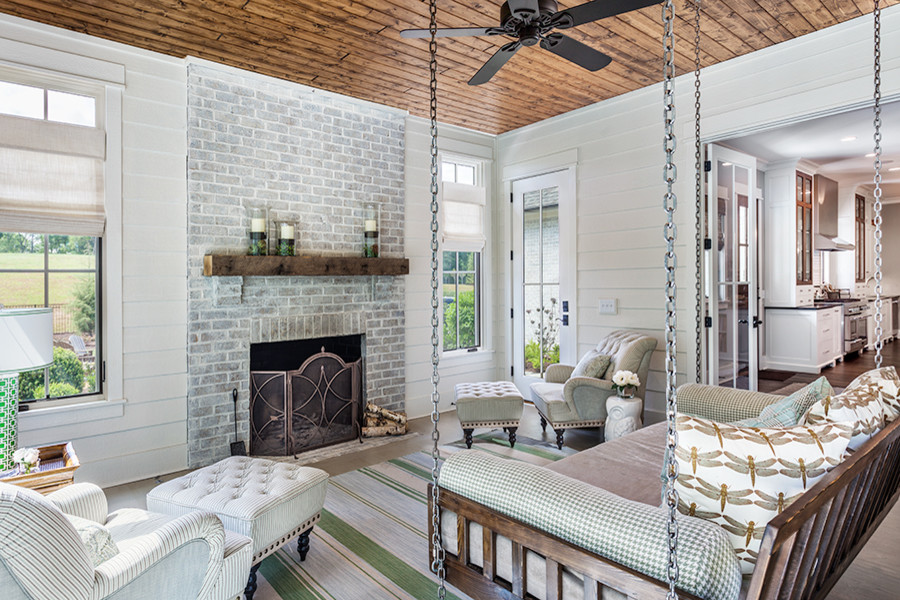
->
[[611, 370, 640, 398], [13, 447, 40, 474]]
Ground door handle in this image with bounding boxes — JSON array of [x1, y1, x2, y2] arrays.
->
[[738, 319, 749, 324], [752, 317, 763, 328]]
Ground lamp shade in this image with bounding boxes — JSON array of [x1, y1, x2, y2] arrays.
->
[[0, 308, 53, 374]]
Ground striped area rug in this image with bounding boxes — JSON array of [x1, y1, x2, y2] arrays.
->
[[252, 431, 576, 599]]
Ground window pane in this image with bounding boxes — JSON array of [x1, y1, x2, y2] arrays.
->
[[0, 272, 44, 308], [0, 81, 43, 119], [457, 164, 475, 186], [441, 162, 455, 183], [443, 271, 457, 351], [458, 272, 477, 348], [443, 251, 456, 272], [542, 286, 560, 372], [458, 251, 474, 272], [48, 235, 96, 270], [47, 90, 96, 126]]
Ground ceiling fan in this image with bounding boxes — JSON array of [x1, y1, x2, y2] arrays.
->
[[401, 0, 663, 85]]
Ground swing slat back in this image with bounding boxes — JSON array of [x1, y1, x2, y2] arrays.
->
[[746, 414, 900, 600], [432, 416, 900, 600]]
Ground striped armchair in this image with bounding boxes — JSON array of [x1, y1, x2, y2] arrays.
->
[[0, 482, 252, 600]]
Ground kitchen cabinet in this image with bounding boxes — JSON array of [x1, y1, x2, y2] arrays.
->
[[766, 306, 842, 373], [764, 161, 817, 307]]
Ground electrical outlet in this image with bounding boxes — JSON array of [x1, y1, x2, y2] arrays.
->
[[598, 298, 618, 315]]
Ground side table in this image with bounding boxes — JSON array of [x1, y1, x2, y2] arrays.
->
[[605, 396, 643, 442], [0, 442, 80, 494]]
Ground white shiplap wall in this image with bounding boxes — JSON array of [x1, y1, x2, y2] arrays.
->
[[404, 117, 501, 418], [4, 13, 189, 487], [496, 6, 900, 420]]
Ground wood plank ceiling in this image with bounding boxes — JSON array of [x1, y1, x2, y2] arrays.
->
[[0, 0, 895, 134]]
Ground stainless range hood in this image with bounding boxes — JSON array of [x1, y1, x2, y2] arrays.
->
[[814, 174, 855, 252]]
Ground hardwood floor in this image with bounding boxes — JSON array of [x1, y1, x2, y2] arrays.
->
[[758, 338, 900, 393], [104, 348, 899, 598]]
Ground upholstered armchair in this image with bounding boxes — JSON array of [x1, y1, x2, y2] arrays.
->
[[0, 481, 252, 600], [530, 330, 658, 448]]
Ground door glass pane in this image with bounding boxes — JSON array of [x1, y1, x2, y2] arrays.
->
[[736, 283, 750, 389], [522, 186, 561, 376], [541, 203, 559, 284], [542, 285, 560, 373], [523, 195, 541, 284], [717, 284, 734, 386], [524, 284, 542, 375]]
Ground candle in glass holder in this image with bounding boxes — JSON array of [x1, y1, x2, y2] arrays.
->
[[363, 203, 379, 258], [277, 221, 296, 256], [248, 207, 268, 256]]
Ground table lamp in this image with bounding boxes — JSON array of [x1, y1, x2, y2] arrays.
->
[[0, 308, 53, 471]]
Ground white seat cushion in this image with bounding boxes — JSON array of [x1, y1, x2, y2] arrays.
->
[[146, 456, 329, 559]]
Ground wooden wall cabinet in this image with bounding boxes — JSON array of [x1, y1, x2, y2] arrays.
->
[[764, 161, 817, 307]]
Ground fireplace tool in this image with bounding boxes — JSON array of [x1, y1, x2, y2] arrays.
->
[[230, 387, 247, 456]]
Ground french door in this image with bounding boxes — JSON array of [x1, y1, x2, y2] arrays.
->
[[511, 170, 575, 392], [705, 145, 759, 390]]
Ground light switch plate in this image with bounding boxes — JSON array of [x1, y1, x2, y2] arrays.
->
[[598, 298, 618, 315]]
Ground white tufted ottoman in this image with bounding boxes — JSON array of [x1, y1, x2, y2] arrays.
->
[[455, 381, 525, 448], [147, 456, 329, 600]]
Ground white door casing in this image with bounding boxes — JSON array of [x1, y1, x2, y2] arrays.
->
[[511, 169, 576, 393]]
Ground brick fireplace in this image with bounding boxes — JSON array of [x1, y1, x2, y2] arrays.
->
[[185, 62, 406, 468]]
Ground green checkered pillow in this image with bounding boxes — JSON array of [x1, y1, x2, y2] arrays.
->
[[440, 451, 742, 600], [735, 377, 833, 428], [571, 350, 611, 379]]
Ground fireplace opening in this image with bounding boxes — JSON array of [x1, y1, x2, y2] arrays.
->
[[250, 335, 365, 456]]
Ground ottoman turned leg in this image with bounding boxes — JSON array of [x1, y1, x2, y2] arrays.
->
[[539, 415, 547, 432], [507, 427, 517, 448], [244, 563, 260, 600], [298, 527, 313, 561], [464, 428, 474, 449]]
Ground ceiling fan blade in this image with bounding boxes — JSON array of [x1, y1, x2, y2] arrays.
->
[[540, 33, 612, 71], [400, 27, 504, 39], [553, 0, 663, 28], [468, 41, 522, 86], [507, 0, 541, 22]]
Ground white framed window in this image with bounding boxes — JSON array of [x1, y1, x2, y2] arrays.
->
[[0, 66, 112, 405], [441, 158, 486, 353]]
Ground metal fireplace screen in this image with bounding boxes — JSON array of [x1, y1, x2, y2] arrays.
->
[[250, 348, 362, 455]]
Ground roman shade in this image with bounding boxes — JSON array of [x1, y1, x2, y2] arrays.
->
[[442, 180, 485, 251], [0, 114, 106, 236]]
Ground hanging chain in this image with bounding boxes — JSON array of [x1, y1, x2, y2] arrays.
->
[[427, 0, 446, 596], [872, 0, 884, 369], [662, 1, 680, 598], [692, 0, 702, 383]]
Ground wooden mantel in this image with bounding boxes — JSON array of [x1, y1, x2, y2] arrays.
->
[[203, 255, 409, 277]]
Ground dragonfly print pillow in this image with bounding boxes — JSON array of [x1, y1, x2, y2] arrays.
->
[[675, 415, 853, 574]]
